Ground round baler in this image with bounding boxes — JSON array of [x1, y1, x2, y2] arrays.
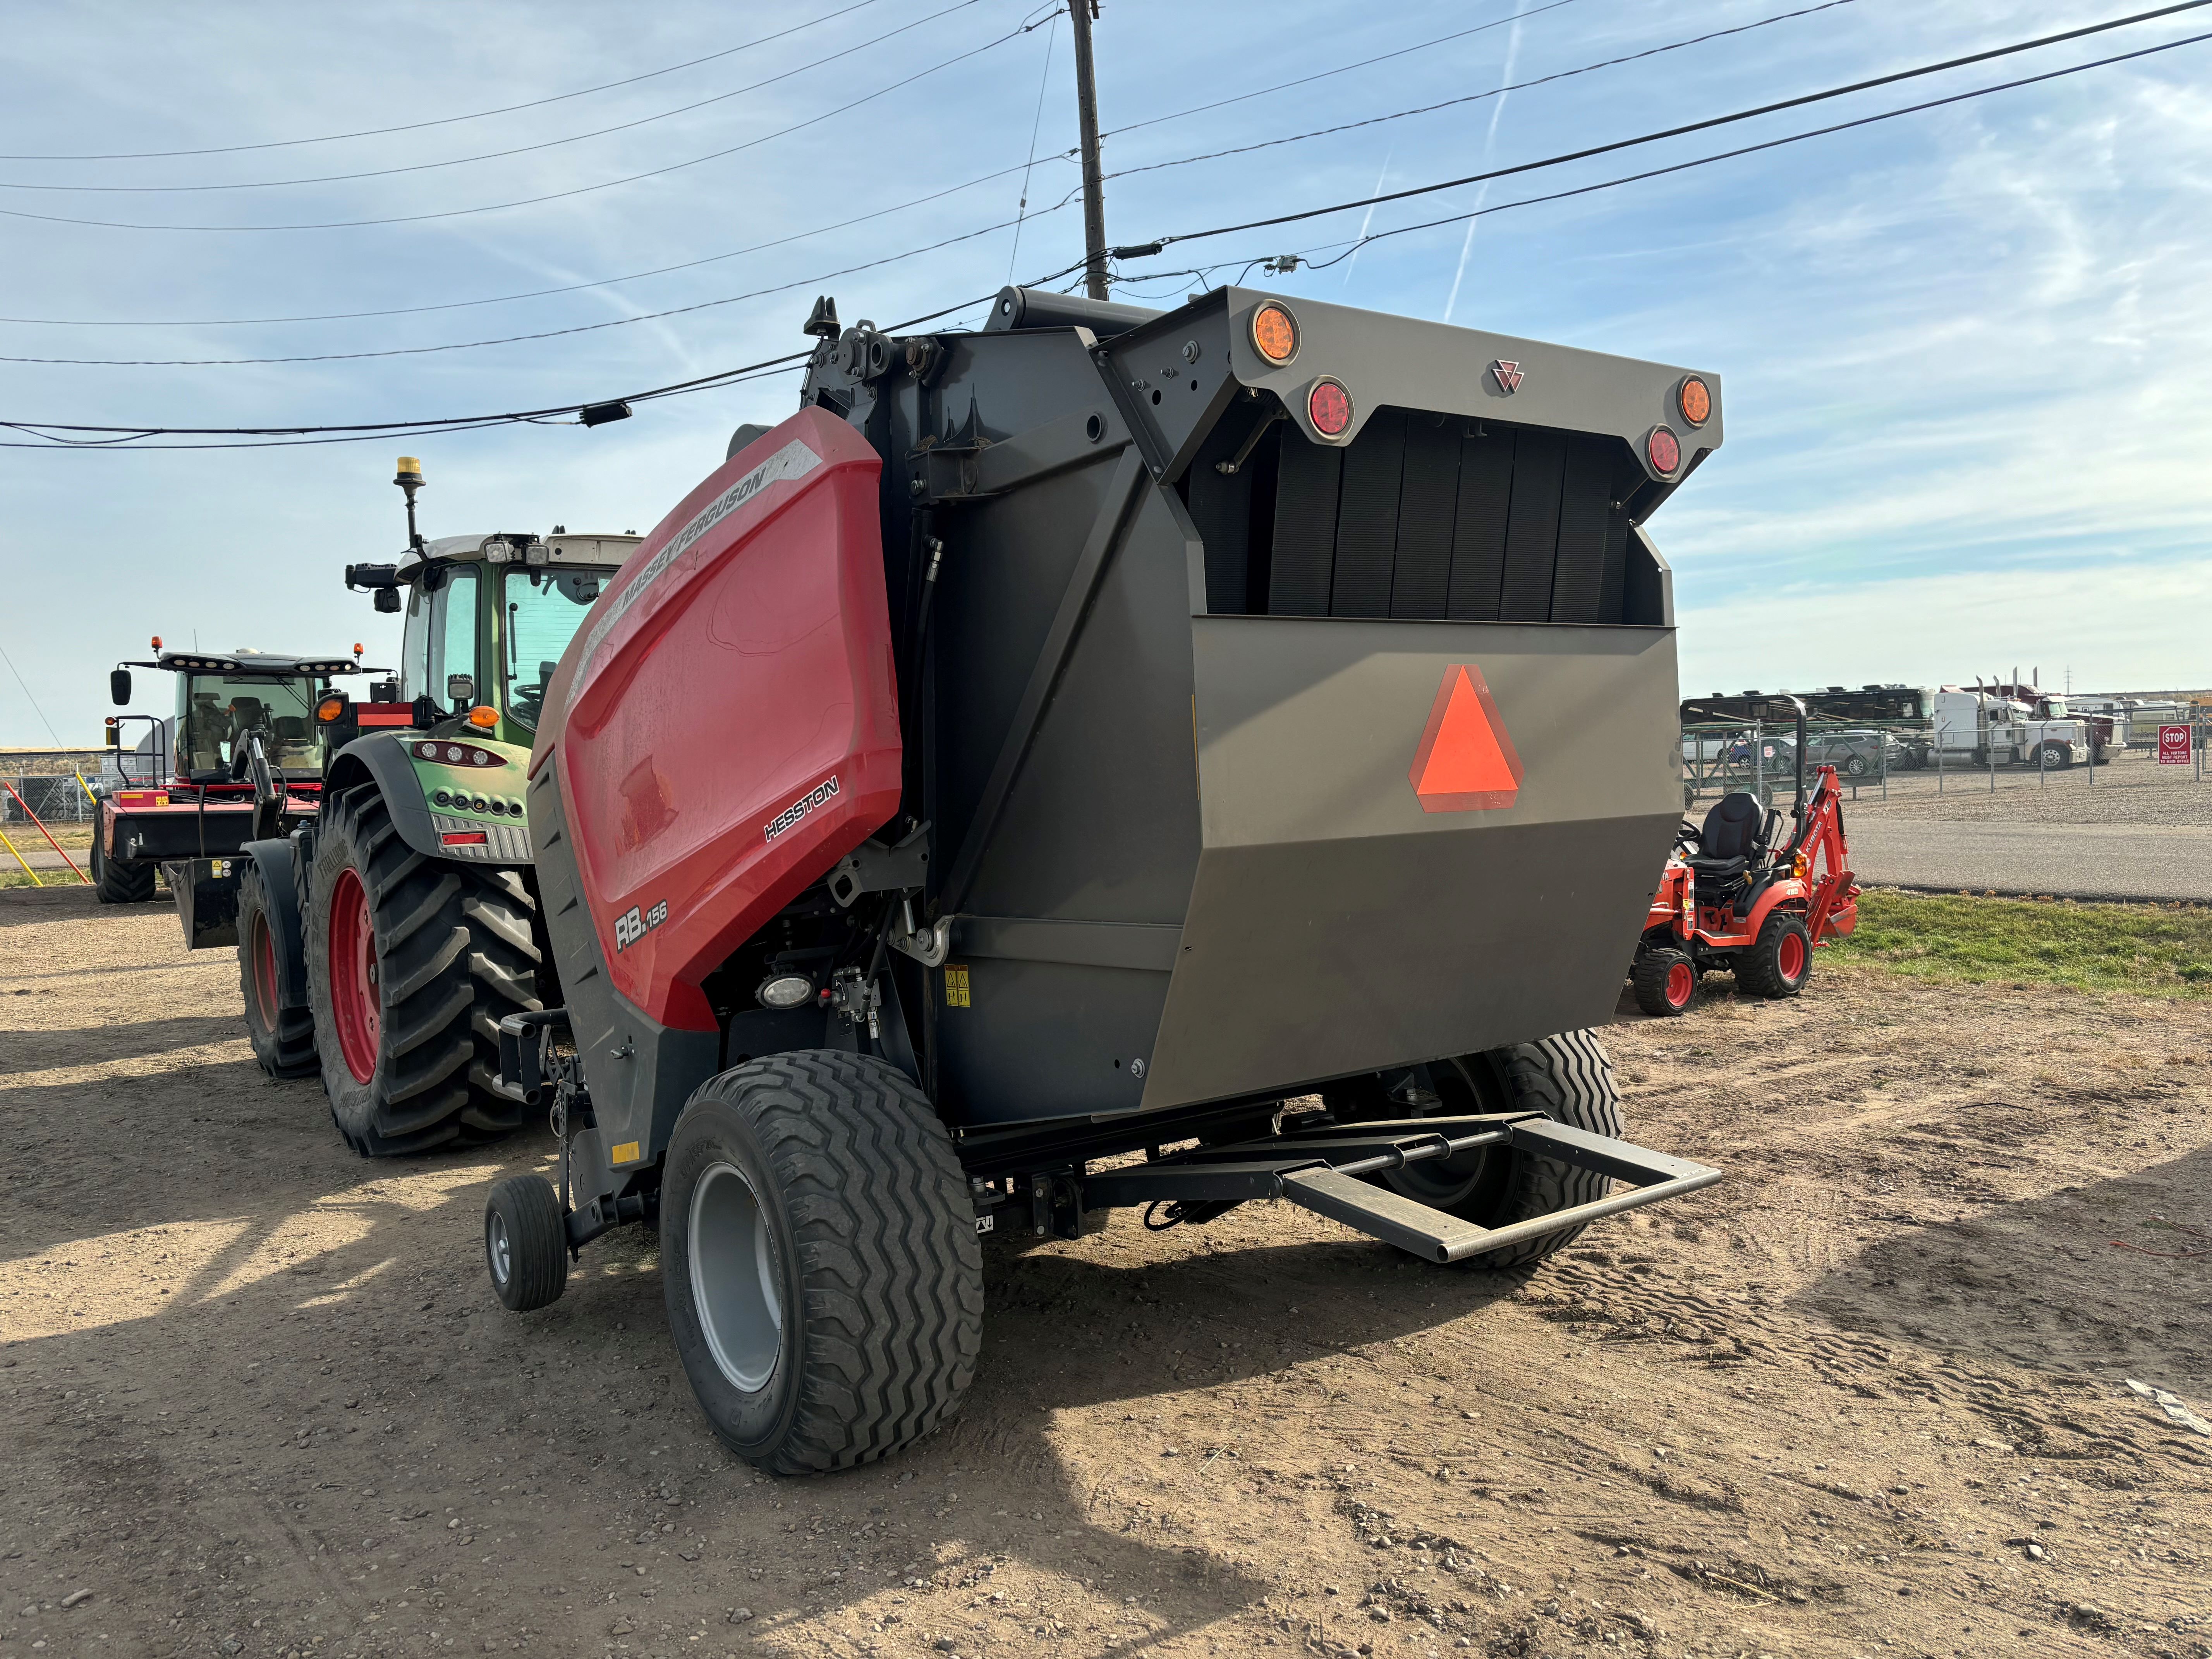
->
[[484, 286, 1727, 1472]]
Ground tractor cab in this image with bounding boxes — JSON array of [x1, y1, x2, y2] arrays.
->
[[95, 642, 370, 912], [338, 460, 641, 750]]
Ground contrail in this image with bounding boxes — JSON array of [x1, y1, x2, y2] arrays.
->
[[1445, 0, 1529, 322], [1341, 144, 1396, 284]]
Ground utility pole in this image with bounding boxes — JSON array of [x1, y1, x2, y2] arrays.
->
[[1068, 0, 1108, 301]]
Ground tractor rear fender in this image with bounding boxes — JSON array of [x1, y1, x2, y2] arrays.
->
[[1740, 878, 1810, 941], [239, 834, 311, 1013], [324, 735, 443, 860]]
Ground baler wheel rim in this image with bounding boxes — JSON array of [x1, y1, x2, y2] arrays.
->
[[689, 1161, 785, 1395], [249, 908, 280, 1031], [326, 865, 380, 1085]]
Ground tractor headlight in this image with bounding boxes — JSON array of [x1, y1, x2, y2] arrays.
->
[[757, 974, 814, 1010]]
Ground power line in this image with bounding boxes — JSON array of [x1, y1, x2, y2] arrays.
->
[[1098, 0, 1860, 191], [1144, 0, 2212, 253], [0, 159, 1057, 329], [1098, 0, 1582, 144], [1162, 26, 2212, 278], [0, 199, 1081, 366], [0, 0, 987, 197], [0, 0, 888, 163], [12, 5, 2210, 450], [0, 10, 1037, 232], [0, 0, 1808, 348], [0, 634, 67, 747], [0, 281, 1069, 450]]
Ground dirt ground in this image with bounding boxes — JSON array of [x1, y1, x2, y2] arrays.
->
[[3, 887, 2208, 1659]]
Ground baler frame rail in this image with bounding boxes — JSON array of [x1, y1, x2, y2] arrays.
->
[[1081, 1113, 1720, 1264]]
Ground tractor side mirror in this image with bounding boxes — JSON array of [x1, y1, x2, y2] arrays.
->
[[447, 673, 476, 708], [109, 668, 132, 706], [373, 588, 402, 614]]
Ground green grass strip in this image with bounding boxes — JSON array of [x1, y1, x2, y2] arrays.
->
[[1832, 889, 2212, 998]]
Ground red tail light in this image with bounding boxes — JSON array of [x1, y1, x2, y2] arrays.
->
[[1647, 425, 1681, 476], [1308, 378, 1352, 439]]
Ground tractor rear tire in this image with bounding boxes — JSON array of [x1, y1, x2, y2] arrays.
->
[[659, 1050, 984, 1475], [485, 1175, 568, 1312], [238, 859, 316, 1078], [1632, 948, 1697, 1017], [306, 785, 541, 1156], [91, 835, 155, 904], [1738, 912, 1812, 1000]]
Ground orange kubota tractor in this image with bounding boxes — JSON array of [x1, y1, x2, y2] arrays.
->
[[1633, 696, 1858, 1016]]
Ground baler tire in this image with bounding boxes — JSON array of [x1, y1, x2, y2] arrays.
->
[[1632, 949, 1697, 1017], [92, 835, 155, 904], [306, 785, 541, 1157], [1453, 1029, 1626, 1271], [659, 1050, 984, 1475], [485, 1175, 568, 1312], [237, 859, 316, 1078], [1738, 912, 1812, 1000]]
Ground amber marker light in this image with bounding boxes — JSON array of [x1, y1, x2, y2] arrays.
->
[[466, 705, 498, 730], [1250, 302, 1299, 364], [1647, 425, 1682, 477], [316, 697, 345, 723], [1307, 378, 1352, 438], [1678, 375, 1711, 427]]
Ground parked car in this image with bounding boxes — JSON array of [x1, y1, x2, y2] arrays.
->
[[1803, 728, 1901, 778]]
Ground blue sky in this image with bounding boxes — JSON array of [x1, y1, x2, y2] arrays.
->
[[2, 0, 2207, 745]]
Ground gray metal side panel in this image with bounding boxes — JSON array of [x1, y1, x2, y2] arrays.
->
[[527, 750, 719, 1195], [1141, 617, 1679, 1111]]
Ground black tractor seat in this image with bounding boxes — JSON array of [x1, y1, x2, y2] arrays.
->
[[1683, 792, 1776, 911]]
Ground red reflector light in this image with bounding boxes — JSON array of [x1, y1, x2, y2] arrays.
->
[[357, 706, 412, 726], [1647, 425, 1681, 476], [440, 831, 488, 847], [1308, 378, 1352, 438]]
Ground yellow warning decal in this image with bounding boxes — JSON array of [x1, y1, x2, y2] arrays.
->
[[943, 965, 971, 1009], [611, 1141, 642, 1165]]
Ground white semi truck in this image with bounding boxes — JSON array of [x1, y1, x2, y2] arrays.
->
[[1928, 688, 2095, 768]]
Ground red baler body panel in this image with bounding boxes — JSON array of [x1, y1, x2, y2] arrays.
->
[[536, 409, 900, 1032]]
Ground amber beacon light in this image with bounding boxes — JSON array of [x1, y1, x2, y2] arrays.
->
[[1250, 302, 1299, 364], [1677, 375, 1711, 427]]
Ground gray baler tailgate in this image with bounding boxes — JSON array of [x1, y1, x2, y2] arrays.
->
[[1140, 616, 1680, 1111]]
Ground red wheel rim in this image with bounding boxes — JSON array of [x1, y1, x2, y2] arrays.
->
[[1665, 960, 1695, 1009], [327, 866, 380, 1084], [1778, 929, 1808, 983], [249, 910, 279, 1030]]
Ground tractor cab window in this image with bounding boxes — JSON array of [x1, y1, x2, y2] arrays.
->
[[502, 567, 608, 730], [399, 562, 481, 711], [178, 674, 321, 780]]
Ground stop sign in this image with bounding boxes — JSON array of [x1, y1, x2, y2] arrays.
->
[[2158, 724, 2191, 764]]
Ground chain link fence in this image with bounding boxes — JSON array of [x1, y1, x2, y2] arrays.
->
[[1683, 721, 2212, 816]]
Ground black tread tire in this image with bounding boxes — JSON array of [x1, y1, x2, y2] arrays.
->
[[1631, 948, 1695, 1018], [660, 1049, 984, 1475], [237, 859, 317, 1077], [1461, 1030, 1626, 1270], [1738, 911, 1812, 1000], [91, 833, 156, 904], [485, 1175, 568, 1312], [306, 785, 541, 1156], [2040, 742, 2071, 771]]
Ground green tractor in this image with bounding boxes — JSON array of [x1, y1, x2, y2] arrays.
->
[[185, 458, 639, 1153]]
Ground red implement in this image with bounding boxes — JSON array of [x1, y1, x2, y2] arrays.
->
[[532, 409, 901, 1033]]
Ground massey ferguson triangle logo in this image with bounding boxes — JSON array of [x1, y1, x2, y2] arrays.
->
[[1409, 664, 1524, 813], [1491, 359, 1523, 393]]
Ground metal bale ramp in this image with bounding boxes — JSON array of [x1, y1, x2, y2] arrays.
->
[[1080, 1113, 1720, 1263]]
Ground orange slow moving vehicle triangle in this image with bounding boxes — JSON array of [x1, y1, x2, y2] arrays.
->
[[1408, 664, 1524, 812]]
